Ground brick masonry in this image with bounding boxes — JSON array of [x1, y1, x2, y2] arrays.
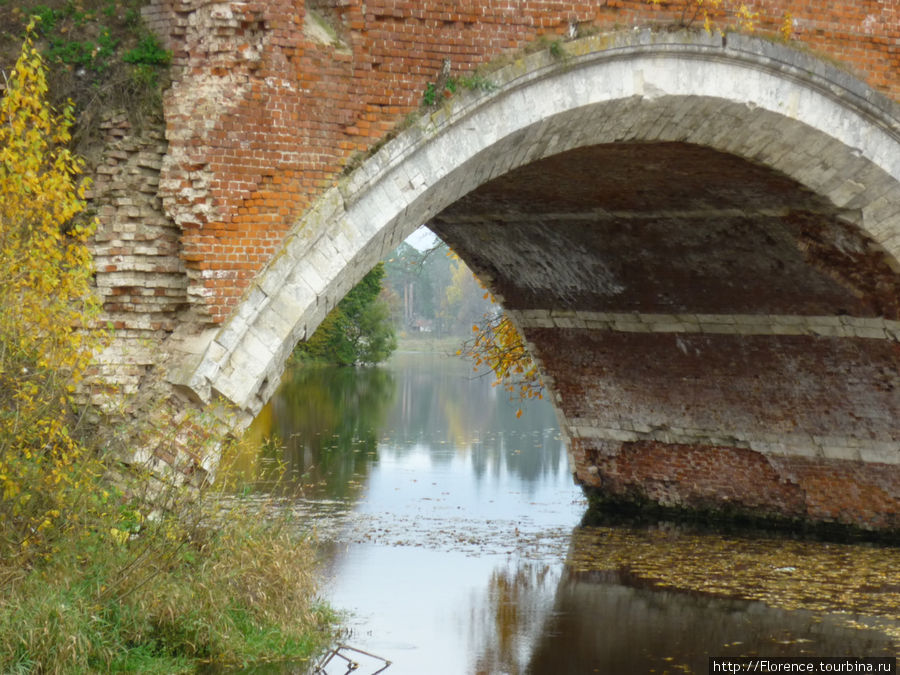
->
[[140, 0, 900, 325], [86, 113, 187, 404], [434, 141, 900, 532], [574, 439, 900, 531], [83, 2, 900, 530]]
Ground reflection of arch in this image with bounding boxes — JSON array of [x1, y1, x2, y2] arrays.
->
[[175, 29, 900, 422]]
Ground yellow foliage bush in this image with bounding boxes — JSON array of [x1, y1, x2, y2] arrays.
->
[[450, 249, 543, 416], [0, 20, 105, 559], [459, 311, 544, 417]]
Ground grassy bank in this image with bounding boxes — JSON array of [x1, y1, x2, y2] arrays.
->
[[0, 488, 334, 673]]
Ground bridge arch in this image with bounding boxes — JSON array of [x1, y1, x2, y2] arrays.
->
[[171, 29, 900, 528], [179, 29, 900, 411]]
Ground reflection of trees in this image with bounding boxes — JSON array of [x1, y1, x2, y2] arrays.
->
[[524, 526, 900, 674], [384, 353, 568, 490], [259, 364, 397, 499], [463, 525, 900, 675], [233, 352, 571, 499], [383, 352, 503, 461], [468, 562, 560, 675]]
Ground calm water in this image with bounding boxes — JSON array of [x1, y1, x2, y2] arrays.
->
[[232, 351, 900, 674]]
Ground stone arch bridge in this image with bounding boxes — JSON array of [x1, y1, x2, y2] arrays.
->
[[88, 0, 900, 533]]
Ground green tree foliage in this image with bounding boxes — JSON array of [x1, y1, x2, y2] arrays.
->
[[296, 263, 397, 366]]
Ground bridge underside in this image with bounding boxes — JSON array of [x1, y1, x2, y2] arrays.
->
[[431, 141, 900, 532]]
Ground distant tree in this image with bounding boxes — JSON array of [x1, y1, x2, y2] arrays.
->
[[441, 255, 494, 336], [419, 244, 453, 329], [383, 242, 423, 329], [296, 263, 397, 366], [383, 240, 462, 334]]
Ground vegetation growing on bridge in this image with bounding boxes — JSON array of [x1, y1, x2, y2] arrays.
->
[[1, 0, 172, 155], [0, 27, 332, 673], [646, 0, 794, 40], [421, 72, 496, 107]]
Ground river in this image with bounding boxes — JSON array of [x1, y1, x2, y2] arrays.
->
[[230, 351, 900, 674]]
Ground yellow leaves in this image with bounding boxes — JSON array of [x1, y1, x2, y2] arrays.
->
[[736, 3, 758, 32], [0, 23, 107, 561], [651, 0, 762, 35], [109, 528, 130, 546], [459, 312, 544, 413], [780, 11, 794, 41], [570, 525, 900, 632], [2, 478, 20, 501]]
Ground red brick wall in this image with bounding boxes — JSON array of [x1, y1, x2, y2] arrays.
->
[[144, 0, 900, 323], [572, 439, 900, 531]]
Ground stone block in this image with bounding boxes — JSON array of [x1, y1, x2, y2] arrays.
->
[[858, 442, 900, 465]]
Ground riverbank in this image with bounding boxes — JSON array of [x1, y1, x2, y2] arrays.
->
[[0, 15, 334, 673], [394, 333, 465, 355], [0, 469, 335, 673]]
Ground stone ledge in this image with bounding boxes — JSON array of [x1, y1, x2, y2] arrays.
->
[[565, 418, 899, 465], [514, 310, 900, 341]]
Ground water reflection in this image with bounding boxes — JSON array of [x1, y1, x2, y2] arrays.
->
[[227, 352, 899, 674], [526, 566, 896, 674], [468, 562, 561, 675], [235, 352, 568, 502], [523, 524, 899, 674], [228, 364, 396, 498], [270, 364, 396, 499], [381, 353, 566, 489]]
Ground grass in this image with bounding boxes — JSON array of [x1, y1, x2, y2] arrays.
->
[[0, 479, 336, 673], [0, 407, 334, 673], [395, 332, 465, 355], [0, 0, 173, 160]]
